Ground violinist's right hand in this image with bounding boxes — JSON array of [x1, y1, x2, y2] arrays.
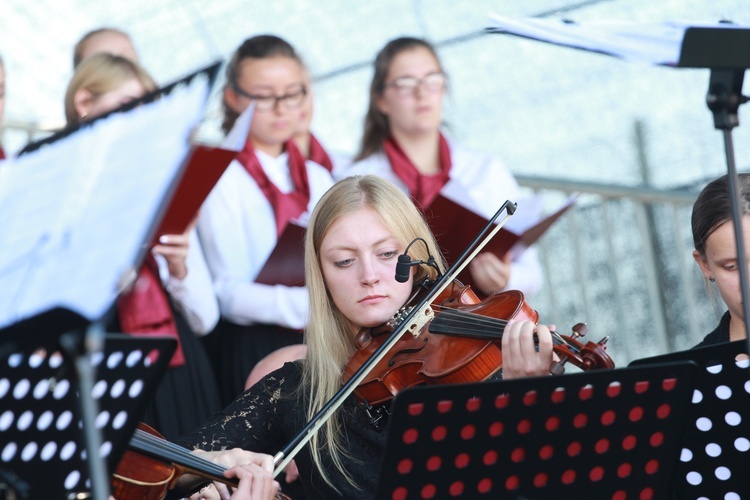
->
[[184, 449, 274, 500], [225, 464, 280, 500]]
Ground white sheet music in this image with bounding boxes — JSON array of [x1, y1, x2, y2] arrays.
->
[[220, 102, 255, 151], [487, 16, 750, 66], [0, 76, 210, 328]]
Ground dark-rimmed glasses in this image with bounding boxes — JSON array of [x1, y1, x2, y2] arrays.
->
[[231, 84, 308, 111], [383, 72, 446, 96]]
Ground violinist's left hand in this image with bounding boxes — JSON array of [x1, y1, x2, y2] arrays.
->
[[501, 320, 555, 380], [469, 251, 512, 294]]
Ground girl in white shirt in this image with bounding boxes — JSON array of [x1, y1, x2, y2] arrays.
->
[[344, 37, 542, 297], [198, 35, 334, 404]]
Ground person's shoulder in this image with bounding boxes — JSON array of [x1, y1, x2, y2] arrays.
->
[[305, 159, 336, 186], [693, 311, 731, 348], [448, 139, 501, 167], [345, 151, 389, 175]]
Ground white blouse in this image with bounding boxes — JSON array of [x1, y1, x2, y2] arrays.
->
[[343, 139, 543, 296], [159, 228, 220, 336], [197, 149, 335, 329]]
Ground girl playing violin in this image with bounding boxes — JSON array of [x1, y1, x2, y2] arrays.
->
[[692, 173, 750, 346], [176, 175, 554, 499]]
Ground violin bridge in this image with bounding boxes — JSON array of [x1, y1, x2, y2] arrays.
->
[[407, 306, 434, 338], [390, 305, 434, 338]]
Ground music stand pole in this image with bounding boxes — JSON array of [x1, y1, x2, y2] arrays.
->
[[705, 68, 750, 359], [59, 322, 111, 500]]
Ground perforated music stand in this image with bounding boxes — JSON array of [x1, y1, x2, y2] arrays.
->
[[630, 341, 750, 499], [377, 363, 696, 499], [0, 312, 175, 499]]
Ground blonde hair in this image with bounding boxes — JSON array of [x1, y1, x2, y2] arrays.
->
[[301, 175, 444, 490], [64, 52, 156, 125]]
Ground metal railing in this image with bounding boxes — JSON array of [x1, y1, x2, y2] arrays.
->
[[515, 175, 714, 368], [2, 120, 716, 368]]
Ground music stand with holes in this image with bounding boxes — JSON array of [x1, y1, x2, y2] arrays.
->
[[377, 362, 697, 499], [630, 340, 750, 499], [0, 318, 175, 499], [0, 62, 220, 499]]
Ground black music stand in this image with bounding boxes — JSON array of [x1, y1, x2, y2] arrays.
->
[[0, 62, 221, 499], [377, 363, 696, 499], [630, 341, 750, 499], [0, 311, 175, 499]]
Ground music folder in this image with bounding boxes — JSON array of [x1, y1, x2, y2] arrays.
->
[[152, 144, 236, 241], [424, 193, 575, 266], [254, 221, 307, 287]]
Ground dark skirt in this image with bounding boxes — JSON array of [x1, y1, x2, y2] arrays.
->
[[202, 320, 304, 407], [139, 312, 223, 441], [110, 308, 223, 442]]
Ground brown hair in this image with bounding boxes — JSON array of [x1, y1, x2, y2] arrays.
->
[[692, 173, 750, 256], [221, 35, 304, 135], [355, 37, 444, 161]]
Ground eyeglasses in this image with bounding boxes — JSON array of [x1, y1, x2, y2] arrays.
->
[[231, 84, 308, 111], [383, 72, 446, 96]]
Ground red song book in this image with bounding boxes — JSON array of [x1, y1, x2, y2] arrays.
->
[[423, 193, 575, 281], [254, 221, 307, 287], [153, 144, 236, 241]]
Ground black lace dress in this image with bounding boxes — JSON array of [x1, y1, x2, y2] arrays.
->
[[174, 361, 387, 499]]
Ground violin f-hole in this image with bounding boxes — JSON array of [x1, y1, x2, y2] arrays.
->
[[387, 338, 428, 367]]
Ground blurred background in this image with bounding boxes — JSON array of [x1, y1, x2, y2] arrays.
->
[[2, 0, 749, 366]]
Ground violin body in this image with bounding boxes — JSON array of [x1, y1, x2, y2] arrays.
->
[[111, 422, 294, 500], [342, 282, 539, 406], [111, 423, 176, 500]]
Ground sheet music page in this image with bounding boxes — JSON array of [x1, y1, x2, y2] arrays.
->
[[0, 76, 210, 328], [221, 102, 255, 151], [487, 16, 750, 66]]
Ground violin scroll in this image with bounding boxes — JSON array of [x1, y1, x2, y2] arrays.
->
[[549, 322, 614, 375]]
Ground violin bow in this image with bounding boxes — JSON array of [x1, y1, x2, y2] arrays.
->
[[272, 200, 517, 477]]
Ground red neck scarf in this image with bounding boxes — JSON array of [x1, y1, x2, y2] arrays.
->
[[307, 133, 333, 172], [383, 133, 452, 208], [237, 139, 311, 236], [117, 255, 185, 367], [0, 147, 5, 160]]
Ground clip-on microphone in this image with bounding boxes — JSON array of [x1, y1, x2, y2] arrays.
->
[[395, 237, 442, 283]]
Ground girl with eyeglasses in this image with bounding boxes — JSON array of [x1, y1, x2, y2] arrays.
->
[[343, 37, 543, 299], [197, 35, 335, 409]]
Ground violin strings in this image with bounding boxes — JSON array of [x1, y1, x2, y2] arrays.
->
[[429, 308, 575, 349], [429, 307, 507, 338], [131, 429, 228, 478], [431, 306, 510, 328]]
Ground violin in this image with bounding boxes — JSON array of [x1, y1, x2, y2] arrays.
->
[[111, 422, 292, 499], [342, 280, 614, 407], [271, 200, 609, 477]]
